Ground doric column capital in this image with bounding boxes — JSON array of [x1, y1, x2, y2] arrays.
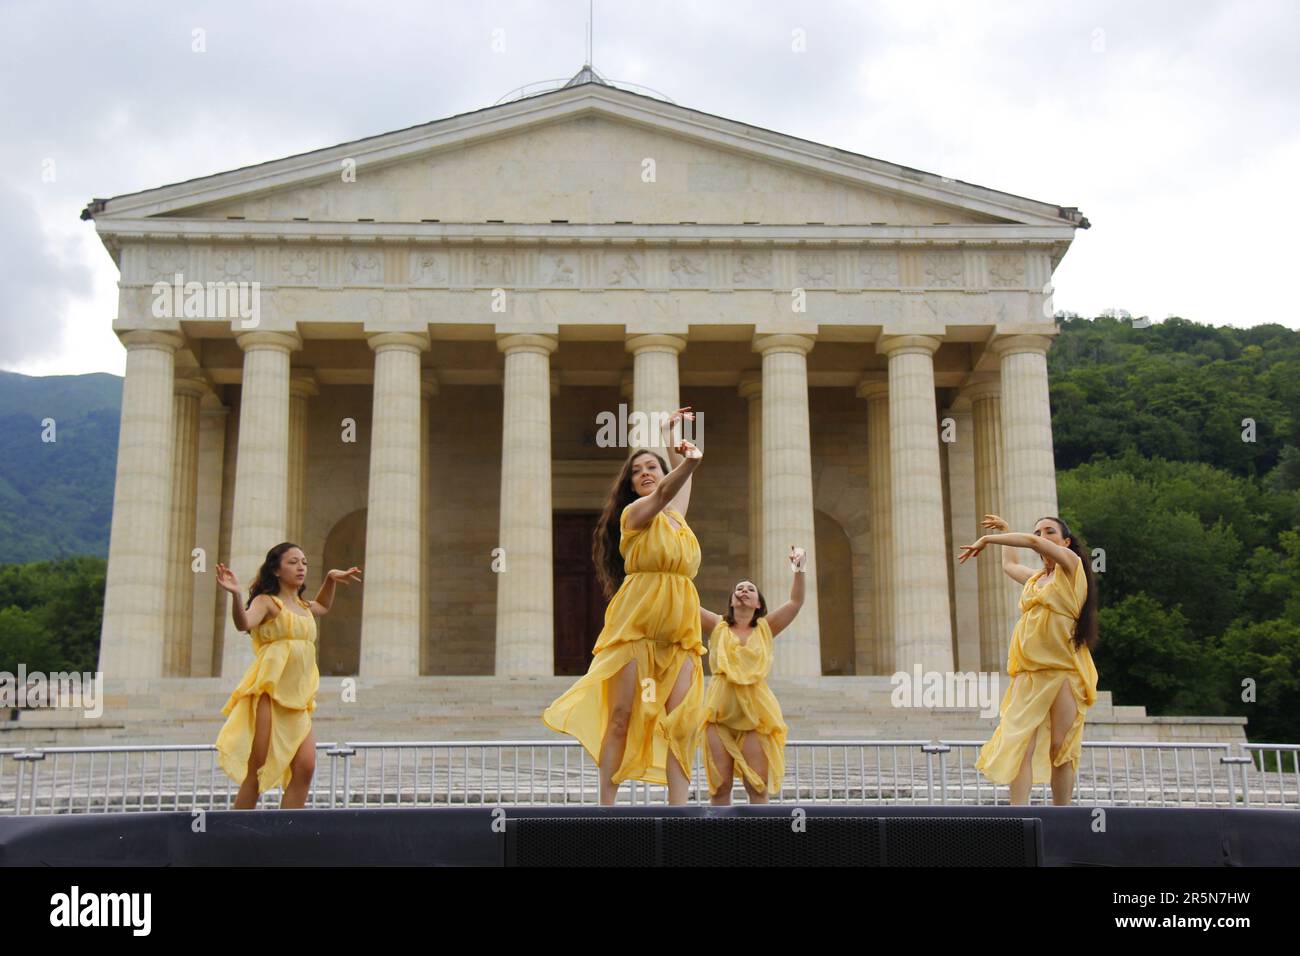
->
[[119, 329, 185, 352], [959, 379, 1002, 404], [366, 330, 430, 354], [738, 371, 762, 400], [420, 370, 439, 399], [855, 376, 889, 401], [752, 332, 816, 356], [876, 333, 942, 359], [625, 333, 687, 356], [173, 369, 213, 401], [235, 329, 301, 353], [289, 372, 320, 399], [496, 332, 558, 357], [989, 332, 1056, 358]]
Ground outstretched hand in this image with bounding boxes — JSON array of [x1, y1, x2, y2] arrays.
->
[[326, 566, 363, 585], [957, 538, 987, 564], [675, 439, 702, 460], [215, 563, 241, 596], [661, 406, 695, 441], [789, 546, 807, 572], [980, 514, 1009, 533]]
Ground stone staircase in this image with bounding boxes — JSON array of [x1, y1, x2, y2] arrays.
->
[[1, 675, 1248, 747]]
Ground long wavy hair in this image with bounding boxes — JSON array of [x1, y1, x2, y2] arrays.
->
[[722, 580, 768, 627], [593, 449, 669, 601], [1037, 517, 1099, 651], [246, 542, 307, 609]]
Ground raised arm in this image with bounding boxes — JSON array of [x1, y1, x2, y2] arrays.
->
[[766, 547, 807, 637], [1022, 530, 1081, 575], [959, 528, 1080, 578], [310, 566, 362, 616], [699, 605, 721, 635], [217, 563, 270, 632], [658, 407, 695, 518], [623, 441, 702, 531], [977, 514, 1037, 585]]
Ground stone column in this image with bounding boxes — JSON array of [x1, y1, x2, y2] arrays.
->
[[494, 333, 558, 675], [626, 334, 685, 449], [619, 371, 634, 441], [359, 331, 429, 677], [739, 373, 764, 593], [220, 330, 299, 678], [189, 395, 229, 677], [419, 371, 438, 675], [163, 373, 207, 676], [963, 380, 1015, 671], [99, 330, 185, 679], [753, 333, 820, 676], [877, 334, 954, 673], [286, 373, 318, 547], [992, 332, 1060, 570], [941, 401, 979, 671], [857, 378, 893, 675]]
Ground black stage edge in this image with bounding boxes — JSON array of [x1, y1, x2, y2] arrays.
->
[[2, 804, 1298, 867]]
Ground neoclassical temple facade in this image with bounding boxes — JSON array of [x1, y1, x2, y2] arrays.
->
[[85, 75, 1087, 682]]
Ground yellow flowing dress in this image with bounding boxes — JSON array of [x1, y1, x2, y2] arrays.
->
[[702, 616, 787, 797], [542, 506, 705, 786], [215, 593, 319, 794], [976, 558, 1097, 785]]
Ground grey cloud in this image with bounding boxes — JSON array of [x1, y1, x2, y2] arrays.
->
[[0, 182, 95, 370]]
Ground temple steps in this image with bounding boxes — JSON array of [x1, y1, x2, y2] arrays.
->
[[1, 676, 1247, 747]]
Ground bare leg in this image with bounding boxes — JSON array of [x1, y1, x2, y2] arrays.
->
[[706, 724, 734, 806], [663, 659, 697, 806], [598, 659, 638, 806], [281, 727, 317, 809], [1009, 732, 1036, 806], [1049, 681, 1079, 806], [739, 732, 770, 805], [233, 693, 272, 810]]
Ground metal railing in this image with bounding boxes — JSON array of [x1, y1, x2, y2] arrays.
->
[[2, 740, 1296, 815]]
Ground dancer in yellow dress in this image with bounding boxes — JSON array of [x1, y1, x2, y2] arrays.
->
[[214, 543, 361, 809], [959, 514, 1099, 805], [543, 410, 705, 805], [700, 546, 806, 805]]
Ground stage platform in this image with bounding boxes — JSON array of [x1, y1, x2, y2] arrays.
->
[[2, 804, 1297, 866]]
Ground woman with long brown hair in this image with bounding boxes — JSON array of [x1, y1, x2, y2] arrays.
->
[[214, 542, 361, 809], [958, 514, 1099, 805], [543, 408, 705, 805]]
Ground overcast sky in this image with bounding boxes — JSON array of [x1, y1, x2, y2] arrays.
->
[[2, 0, 1296, 377]]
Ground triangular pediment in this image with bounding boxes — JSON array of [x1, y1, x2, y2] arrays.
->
[[85, 83, 1081, 230]]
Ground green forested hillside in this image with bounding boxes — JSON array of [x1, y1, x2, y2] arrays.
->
[[0, 371, 122, 563], [1049, 316, 1300, 743], [0, 556, 105, 673]]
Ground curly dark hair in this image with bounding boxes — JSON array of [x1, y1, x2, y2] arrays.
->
[[246, 542, 307, 609]]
